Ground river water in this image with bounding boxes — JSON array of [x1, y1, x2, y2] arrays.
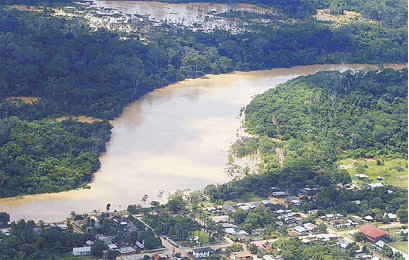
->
[[0, 64, 400, 222], [90, 1, 273, 32]]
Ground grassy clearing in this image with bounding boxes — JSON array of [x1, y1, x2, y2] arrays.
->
[[388, 227, 408, 254], [191, 230, 212, 244], [228, 192, 266, 203], [390, 241, 408, 254], [338, 158, 408, 188], [56, 253, 92, 260]]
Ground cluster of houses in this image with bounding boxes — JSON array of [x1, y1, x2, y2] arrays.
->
[[354, 174, 397, 190], [213, 200, 310, 240], [207, 213, 252, 239], [212, 218, 250, 240], [225, 232, 371, 260], [275, 210, 301, 226], [121, 253, 172, 260], [320, 212, 399, 230], [72, 215, 164, 257], [50, 221, 69, 231], [292, 222, 320, 235]]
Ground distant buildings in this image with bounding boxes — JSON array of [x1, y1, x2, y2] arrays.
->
[[223, 202, 236, 213], [330, 219, 350, 229], [293, 223, 319, 235], [50, 222, 68, 231], [72, 246, 91, 256], [192, 247, 214, 259], [368, 183, 384, 189], [383, 213, 398, 221], [210, 215, 230, 223], [231, 250, 253, 260], [236, 202, 258, 211], [284, 196, 301, 207], [119, 247, 136, 254], [271, 191, 288, 197], [260, 200, 273, 207]]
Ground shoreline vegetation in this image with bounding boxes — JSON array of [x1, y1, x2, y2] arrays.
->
[[0, 1, 407, 259], [0, 0, 406, 204]]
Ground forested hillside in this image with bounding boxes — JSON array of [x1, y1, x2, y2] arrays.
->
[[244, 69, 408, 166]]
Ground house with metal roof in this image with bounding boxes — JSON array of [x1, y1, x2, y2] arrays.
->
[[358, 224, 391, 242], [72, 246, 91, 256]]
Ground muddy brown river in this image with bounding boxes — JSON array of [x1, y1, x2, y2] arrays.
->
[[0, 64, 402, 222]]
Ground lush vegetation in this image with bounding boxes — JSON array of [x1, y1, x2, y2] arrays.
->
[[230, 136, 280, 169], [314, 0, 407, 28], [0, 212, 162, 259], [272, 238, 357, 260], [0, 6, 406, 120], [143, 212, 222, 246], [245, 69, 407, 163], [0, 0, 406, 259], [340, 158, 408, 188], [0, 118, 111, 197], [231, 206, 278, 234], [207, 69, 408, 218], [0, 219, 90, 259], [309, 185, 408, 220], [0, 0, 406, 198]]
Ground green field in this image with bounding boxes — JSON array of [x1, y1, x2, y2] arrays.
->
[[390, 241, 408, 254], [56, 254, 92, 260], [338, 158, 408, 188], [228, 192, 266, 203], [190, 230, 213, 244]]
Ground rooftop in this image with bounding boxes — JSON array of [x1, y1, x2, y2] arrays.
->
[[72, 246, 91, 253], [358, 224, 391, 239], [233, 250, 253, 258], [368, 182, 384, 188], [193, 247, 213, 253]]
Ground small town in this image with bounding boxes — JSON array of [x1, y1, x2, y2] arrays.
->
[[1, 182, 406, 260]]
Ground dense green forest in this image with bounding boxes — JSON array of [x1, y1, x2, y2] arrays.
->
[[0, 118, 111, 197], [244, 69, 408, 163], [0, 2, 407, 118], [206, 69, 408, 218], [0, 8, 405, 120], [0, 0, 406, 198]]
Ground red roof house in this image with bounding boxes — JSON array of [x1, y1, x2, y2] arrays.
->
[[231, 250, 253, 260], [358, 224, 391, 242]]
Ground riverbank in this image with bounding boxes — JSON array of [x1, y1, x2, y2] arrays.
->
[[0, 64, 405, 222]]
